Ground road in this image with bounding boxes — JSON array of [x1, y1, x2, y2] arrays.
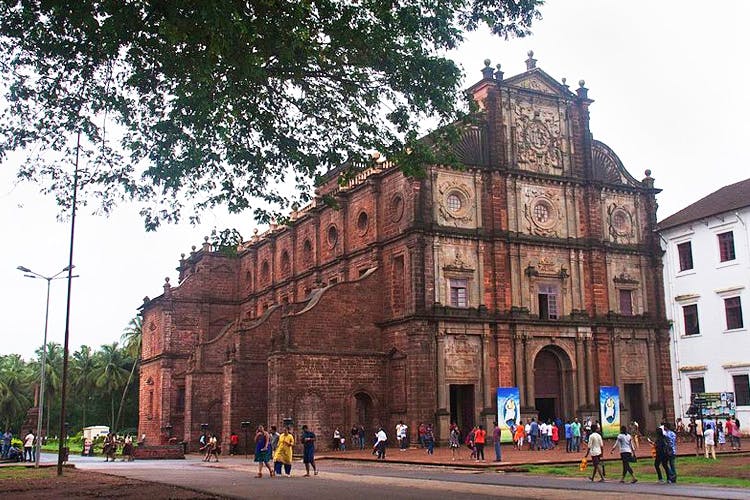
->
[[50, 453, 747, 499]]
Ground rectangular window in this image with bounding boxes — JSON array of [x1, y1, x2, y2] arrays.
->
[[683, 304, 700, 335], [725, 296, 744, 330], [619, 289, 634, 315], [718, 231, 736, 262], [677, 241, 694, 271], [689, 377, 705, 396], [538, 284, 559, 319], [734, 374, 750, 406], [449, 279, 468, 307], [392, 256, 405, 313], [175, 387, 185, 413]]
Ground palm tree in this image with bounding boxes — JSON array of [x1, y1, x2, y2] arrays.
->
[[115, 316, 142, 433], [92, 342, 130, 430], [0, 355, 33, 430], [70, 345, 97, 428]]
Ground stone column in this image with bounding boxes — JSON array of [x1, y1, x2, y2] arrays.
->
[[513, 333, 524, 405], [524, 337, 535, 409], [647, 335, 659, 405], [585, 336, 595, 407], [481, 330, 494, 430], [575, 334, 585, 410], [436, 332, 449, 440], [611, 332, 622, 395]]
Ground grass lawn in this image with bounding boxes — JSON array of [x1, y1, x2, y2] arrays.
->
[[525, 454, 750, 488], [0, 467, 57, 480]]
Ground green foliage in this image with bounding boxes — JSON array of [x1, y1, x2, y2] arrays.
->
[[0, 317, 141, 437], [0, 0, 542, 229]]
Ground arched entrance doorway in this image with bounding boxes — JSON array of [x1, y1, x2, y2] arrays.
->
[[349, 391, 376, 439], [533, 346, 573, 422]]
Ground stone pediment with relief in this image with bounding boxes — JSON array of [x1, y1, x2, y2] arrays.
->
[[510, 74, 560, 95]]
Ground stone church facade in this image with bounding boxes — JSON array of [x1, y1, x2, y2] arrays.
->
[[138, 54, 673, 449]]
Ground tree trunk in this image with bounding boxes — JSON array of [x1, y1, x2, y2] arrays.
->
[[114, 358, 138, 433]]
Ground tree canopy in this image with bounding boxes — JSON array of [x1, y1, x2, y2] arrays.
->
[[0, 1, 541, 229]]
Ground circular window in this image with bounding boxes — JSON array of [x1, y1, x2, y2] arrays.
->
[[611, 208, 632, 236], [357, 211, 369, 234], [446, 193, 462, 213], [327, 225, 338, 248], [530, 198, 558, 230], [390, 195, 404, 222]]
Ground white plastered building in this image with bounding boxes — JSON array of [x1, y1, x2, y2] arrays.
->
[[659, 178, 750, 433]]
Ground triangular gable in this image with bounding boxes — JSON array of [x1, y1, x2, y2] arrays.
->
[[503, 68, 573, 97]]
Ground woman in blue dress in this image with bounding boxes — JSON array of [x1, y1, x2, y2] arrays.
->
[[254, 425, 274, 478]]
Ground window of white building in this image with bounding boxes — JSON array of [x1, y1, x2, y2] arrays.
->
[[718, 231, 736, 262], [734, 374, 750, 406], [683, 304, 700, 336], [725, 297, 744, 330], [677, 241, 694, 271]]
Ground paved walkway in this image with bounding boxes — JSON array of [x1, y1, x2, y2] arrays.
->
[[312, 439, 745, 468]]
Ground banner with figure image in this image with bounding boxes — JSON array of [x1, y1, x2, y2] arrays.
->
[[496, 387, 521, 443], [599, 386, 620, 438]]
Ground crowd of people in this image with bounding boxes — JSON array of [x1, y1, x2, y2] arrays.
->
[[1, 429, 37, 462]]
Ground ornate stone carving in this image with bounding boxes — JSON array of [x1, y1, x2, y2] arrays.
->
[[514, 102, 563, 173], [444, 250, 475, 273], [523, 188, 563, 237], [608, 204, 635, 241], [437, 180, 474, 223], [444, 336, 480, 381]]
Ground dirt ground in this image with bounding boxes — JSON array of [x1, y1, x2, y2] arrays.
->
[[662, 454, 750, 480], [0, 467, 224, 499]]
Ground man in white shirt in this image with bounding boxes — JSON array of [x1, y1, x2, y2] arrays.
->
[[374, 427, 388, 460], [584, 424, 605, 482], [23, 430, 35, 462], [396, 422, 408, 451]]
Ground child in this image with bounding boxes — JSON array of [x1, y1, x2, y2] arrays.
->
[[717, 421, 726, 450], [339, 436, 346, 451]]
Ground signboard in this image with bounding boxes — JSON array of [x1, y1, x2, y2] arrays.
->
[[690, 392, 736, 418], [496, 387, 521, 443], [599, 386, 620, 438]]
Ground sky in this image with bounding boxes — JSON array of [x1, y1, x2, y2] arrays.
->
[[1, 1, 749, 360]]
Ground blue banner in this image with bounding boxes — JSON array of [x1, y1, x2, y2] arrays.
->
[[599, 386, 620, 438], [496, 387, 521, 443]]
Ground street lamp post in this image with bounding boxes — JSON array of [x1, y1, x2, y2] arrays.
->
[[16, 265, 77, 468]]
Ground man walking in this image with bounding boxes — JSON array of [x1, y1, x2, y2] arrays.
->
[[664, 422, 678, 483], [374, 427, 387, 460], [529, 418, 539, 451], [565, 420, 572, 453], [492, 421, 502, 462], [584, 424, 605, 482], [23, 430, 35, 462], [572, 418, 582, 452], [301, 425, 318, 476]]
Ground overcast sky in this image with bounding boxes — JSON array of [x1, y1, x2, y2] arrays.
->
[[2, 1, 748, 360]]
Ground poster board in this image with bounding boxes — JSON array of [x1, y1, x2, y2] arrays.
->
[[496, 387, 521, 443], [599, 386, 620, 438], [691, 392, 736, 418]]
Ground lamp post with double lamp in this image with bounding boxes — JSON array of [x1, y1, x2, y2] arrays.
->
[[16, 265, 78, 468]]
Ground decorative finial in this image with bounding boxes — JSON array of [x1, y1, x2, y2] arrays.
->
[[191, 245, 197, 252], [204, 236, 209, 242], [576, 80, 588, 99], [481, 59, 494, 79], [165, 277, 170, 284], [253, 228, 258, 235], [644, 169, 652, 177], [494, 63, 504, 81], [143, 296, 150, 303], [525, 50, 537, 70], [180, 253, 185, 259]]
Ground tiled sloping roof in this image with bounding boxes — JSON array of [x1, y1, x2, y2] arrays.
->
[[658, 178, 750, 231]]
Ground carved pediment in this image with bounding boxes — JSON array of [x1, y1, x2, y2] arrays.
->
[[592, 140, 640, 187], [504, 68, 572, 97]]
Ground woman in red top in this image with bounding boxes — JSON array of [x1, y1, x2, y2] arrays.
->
[[474, 425, 487, 462], [552, 423, 559, 448]]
